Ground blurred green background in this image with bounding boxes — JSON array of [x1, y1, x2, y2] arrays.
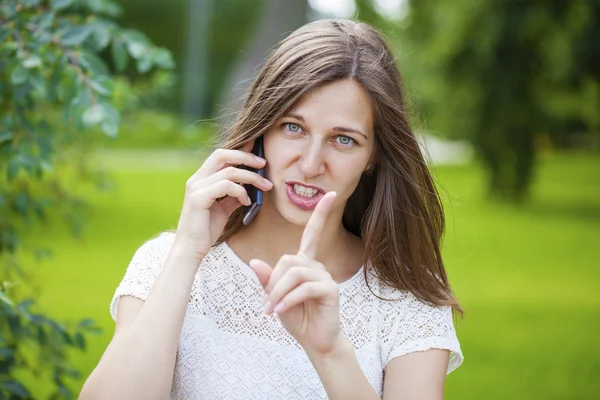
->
[[2, 0, 599, 399]]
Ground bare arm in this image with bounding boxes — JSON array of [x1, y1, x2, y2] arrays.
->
[[307, 337, 450, 399], [383, 349, 450, 399], [306, 336, 380, 400], [79, 244, 200, 400], [79, 145, 269, 399]]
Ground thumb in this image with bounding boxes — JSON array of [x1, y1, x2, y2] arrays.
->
[[249, 259, 272, 289]]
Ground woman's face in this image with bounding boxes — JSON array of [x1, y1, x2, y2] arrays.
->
[[263, 79, 375, 226]]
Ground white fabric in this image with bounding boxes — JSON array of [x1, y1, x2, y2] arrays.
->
[[110, 232, 463, 399]]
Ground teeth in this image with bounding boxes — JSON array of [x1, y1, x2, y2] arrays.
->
[[293, 184, 319, 197]]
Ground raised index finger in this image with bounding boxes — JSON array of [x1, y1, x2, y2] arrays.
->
[[298, 191, 337, 260]]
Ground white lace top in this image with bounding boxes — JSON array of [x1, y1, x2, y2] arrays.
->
[[110, 232, 463, 399]]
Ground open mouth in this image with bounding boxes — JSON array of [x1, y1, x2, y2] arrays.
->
[[292, 183, 320, 198], [285, 183, 325, 210]]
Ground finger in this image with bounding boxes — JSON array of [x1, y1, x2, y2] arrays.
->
[[248, 259, 272, 288], [264, 254, 307, 294], [272, 281, 338, 315], [241, 140, 255, 152], [190, 148, 266, 183], [218, 196, 245, 214], [298, 191, 337, 259], [191, 167, 272, 193], [266, 266, 330, 314], [189, 180, 250, 210]]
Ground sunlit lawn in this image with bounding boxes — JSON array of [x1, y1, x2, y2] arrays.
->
[[22, 151, 600, 399]]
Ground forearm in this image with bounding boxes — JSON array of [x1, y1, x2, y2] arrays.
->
[[80, 245, 200, 400], [306, 337, 380, 400]]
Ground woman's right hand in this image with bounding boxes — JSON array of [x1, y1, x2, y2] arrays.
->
[[173, 141, 272, 262]]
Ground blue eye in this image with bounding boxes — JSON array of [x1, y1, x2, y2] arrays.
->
[[336, 135, 355, 147], [283, 123, 302, 133]]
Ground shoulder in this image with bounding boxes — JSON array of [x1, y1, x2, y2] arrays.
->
[[143, 230, 177, 251], [370, 277, 456, 335], [126, 231, 177, 272], [369, 279, 463, 374]]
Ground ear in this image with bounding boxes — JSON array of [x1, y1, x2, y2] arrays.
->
[[364, 138, 380, 174]]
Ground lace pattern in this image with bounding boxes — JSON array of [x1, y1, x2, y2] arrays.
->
[[110, 232, 463, 399]]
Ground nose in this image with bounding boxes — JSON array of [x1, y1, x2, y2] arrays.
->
[[298, 140, 326, 177]]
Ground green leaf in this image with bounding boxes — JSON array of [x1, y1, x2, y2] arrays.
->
[[29, 73, 47, 98], [91, 21, 111, 50], [152, 48, 175, 69], [2, 380, 31, 398], [34, 247, 53, 261], [75, 332, 86, 350], [78, 318, 96, 328], [21, 0, 41, 6], [87, 327, 103, 335], [61, 330, 74, 345], [89, 76, 113, 96], [99, 104, 120, 137], [137, 55, 153, 73], [0, 347, 14, 358], [51, 0, 73, 10], [0, 290, 13, 306], [10, 65, 28, 85], [7, 158, 21, 181], [82, 104, 104, 126], [23, 55, 42, 69], [122, 30, 149, 59], [0, 131, 14, 145], [38, 326, 48, 346], [64, 367, 82, 379], [111, 39, 128, 72], [39, 11, 55, 29], [14, 192, 29, 216], [60, 26, 94, 47], [79, 50, 109, 74]]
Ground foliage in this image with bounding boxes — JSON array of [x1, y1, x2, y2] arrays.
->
[[0, 0, 174, 397], [401, 0, 600, 201], [115, 0, 264, 116]]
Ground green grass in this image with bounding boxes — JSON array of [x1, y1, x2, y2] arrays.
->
[[19, 151, 600, 399]]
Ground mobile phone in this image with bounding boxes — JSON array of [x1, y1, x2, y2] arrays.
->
[[242, 136, 264, 225]]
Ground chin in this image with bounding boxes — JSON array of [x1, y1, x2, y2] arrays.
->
[[265, 190, 311, 227], [279, 205, 311, 227]]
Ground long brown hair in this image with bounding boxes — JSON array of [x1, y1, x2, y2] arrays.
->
[[215, 19, 462, 315]]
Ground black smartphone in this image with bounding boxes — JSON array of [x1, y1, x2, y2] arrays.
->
[[242, 136, 264, 225]]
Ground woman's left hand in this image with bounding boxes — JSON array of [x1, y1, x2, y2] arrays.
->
[[249, 192, 344, 356]]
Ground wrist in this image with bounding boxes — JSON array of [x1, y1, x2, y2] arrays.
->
[[305, 334, 354, 365], [172, 235, 207, 259], [168, 239, 205, 270]]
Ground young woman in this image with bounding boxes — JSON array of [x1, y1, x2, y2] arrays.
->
[[81, 19, 464, 399]]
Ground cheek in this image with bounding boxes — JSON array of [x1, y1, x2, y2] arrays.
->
[[264, 135, 294, 175], [329, 155, 369, 193]]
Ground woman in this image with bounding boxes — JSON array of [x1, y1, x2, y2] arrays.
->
[[81, 19, 463, 399]]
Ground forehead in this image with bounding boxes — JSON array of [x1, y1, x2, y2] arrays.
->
[[287, 80, 374, 136]]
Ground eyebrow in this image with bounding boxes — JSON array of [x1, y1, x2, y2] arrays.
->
[[283, 113, 369, 140]]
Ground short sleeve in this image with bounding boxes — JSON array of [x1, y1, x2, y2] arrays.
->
[[383, 292, 464, 374], [109, 232, 175, 322]]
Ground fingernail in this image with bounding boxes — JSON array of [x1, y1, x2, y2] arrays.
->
[[255, 156, 266, 163], [273, 303, 285, 314], [264, 301, 273, 314], [262, 293, 269, 304], [263, 178, 272, 186]]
